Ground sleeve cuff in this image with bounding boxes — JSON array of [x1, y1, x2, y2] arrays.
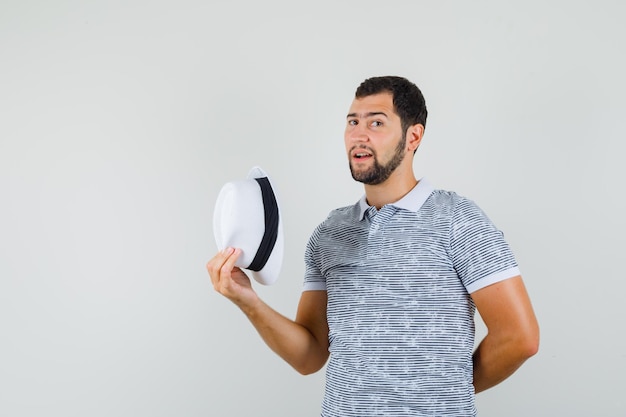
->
[[302, 281, 327, 291], [466, 266, 521, 294]]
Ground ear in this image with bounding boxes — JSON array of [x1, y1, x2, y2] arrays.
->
[[406, 124, 424, 153]]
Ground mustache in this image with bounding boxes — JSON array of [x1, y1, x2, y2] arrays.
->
[[349, 145, 376, 156]]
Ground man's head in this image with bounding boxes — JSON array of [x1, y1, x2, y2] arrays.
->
[[345, 76, 427, 185]]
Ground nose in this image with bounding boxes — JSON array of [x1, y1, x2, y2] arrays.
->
[[345, 122, 369, 144]]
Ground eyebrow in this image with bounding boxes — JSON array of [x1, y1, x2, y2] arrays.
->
[[346, 111, 389, 119]]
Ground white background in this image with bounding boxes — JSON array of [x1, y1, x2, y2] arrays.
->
[[1, 1, 625, 416]]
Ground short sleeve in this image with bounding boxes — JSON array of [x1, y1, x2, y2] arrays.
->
[[303, 224, 327, 291], [449, 197, 520, 293]]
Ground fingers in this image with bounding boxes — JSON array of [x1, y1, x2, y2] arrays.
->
[[206, 247, 240, 292], [219, 247, 241, 287]]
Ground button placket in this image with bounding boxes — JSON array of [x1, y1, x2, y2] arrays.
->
[[366, 205, 396, 258]]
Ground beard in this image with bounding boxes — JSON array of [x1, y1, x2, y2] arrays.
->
[[349, 135, 406, 185]]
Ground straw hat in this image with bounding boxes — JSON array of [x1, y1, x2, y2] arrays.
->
[[212, 166, 283, 285]]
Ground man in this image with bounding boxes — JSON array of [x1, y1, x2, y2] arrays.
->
[[207, 76, 539, 416]]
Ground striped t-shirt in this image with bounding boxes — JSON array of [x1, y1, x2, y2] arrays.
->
[[303, 178, 520, 417]]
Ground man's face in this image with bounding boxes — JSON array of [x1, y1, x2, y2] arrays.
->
[[344, 92, 407, 185]]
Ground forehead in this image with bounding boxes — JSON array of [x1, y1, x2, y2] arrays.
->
[[348, 92, 398, 118]]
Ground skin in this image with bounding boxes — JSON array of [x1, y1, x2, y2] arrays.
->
[[207, 92, 540, 389], [207, 247, 329, 374], [345, 92, 422, 207]]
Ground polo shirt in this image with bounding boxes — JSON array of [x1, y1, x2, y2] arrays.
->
[[303, 178, 520, 417]]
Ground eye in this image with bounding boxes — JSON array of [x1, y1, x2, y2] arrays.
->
[[370, 120, 383, 127], [348, 119, 358, 126]]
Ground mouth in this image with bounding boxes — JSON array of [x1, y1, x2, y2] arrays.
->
[[351, 148, 374, 161]]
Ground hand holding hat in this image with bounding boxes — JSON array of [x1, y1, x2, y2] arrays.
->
[[212, 166, 284, 285]]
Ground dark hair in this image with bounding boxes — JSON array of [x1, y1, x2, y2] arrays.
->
[[355, 76, 428, 135]]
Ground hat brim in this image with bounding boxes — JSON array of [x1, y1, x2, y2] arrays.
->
[[213, 166, 284, 285]]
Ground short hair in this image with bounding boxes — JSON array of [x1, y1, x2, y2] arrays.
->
[[355, 76, 428, 134]]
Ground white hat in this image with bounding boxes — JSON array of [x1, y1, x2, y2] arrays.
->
[[212, 166, 284, 285]]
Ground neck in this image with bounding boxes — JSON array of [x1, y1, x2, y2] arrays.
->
[[363, 165, 418, 209]]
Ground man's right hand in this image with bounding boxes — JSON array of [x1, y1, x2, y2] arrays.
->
[[206, 247, 259, 309], [206, 246, 330, 375]]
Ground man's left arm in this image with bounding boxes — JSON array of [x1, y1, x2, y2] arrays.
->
[[471, 275, 540, 393]]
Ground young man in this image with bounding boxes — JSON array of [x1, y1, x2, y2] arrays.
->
[[207, 76, 539, 416]]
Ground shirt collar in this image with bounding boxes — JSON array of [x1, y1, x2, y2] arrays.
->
[[358, 177, 435, 220]]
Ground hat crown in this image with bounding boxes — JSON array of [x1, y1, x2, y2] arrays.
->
[[213, 180, 264, 267]]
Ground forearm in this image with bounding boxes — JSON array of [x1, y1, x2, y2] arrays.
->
[[239, 296, 328, 375], [471, 276, 540, 393], [207, 249, 329, 375], [472, 332, 538, 393]]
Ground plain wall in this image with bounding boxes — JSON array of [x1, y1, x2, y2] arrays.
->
[[1, 1, 625, 416]]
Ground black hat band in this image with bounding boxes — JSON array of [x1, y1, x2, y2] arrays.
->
[[248, 177, 279, 271]]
